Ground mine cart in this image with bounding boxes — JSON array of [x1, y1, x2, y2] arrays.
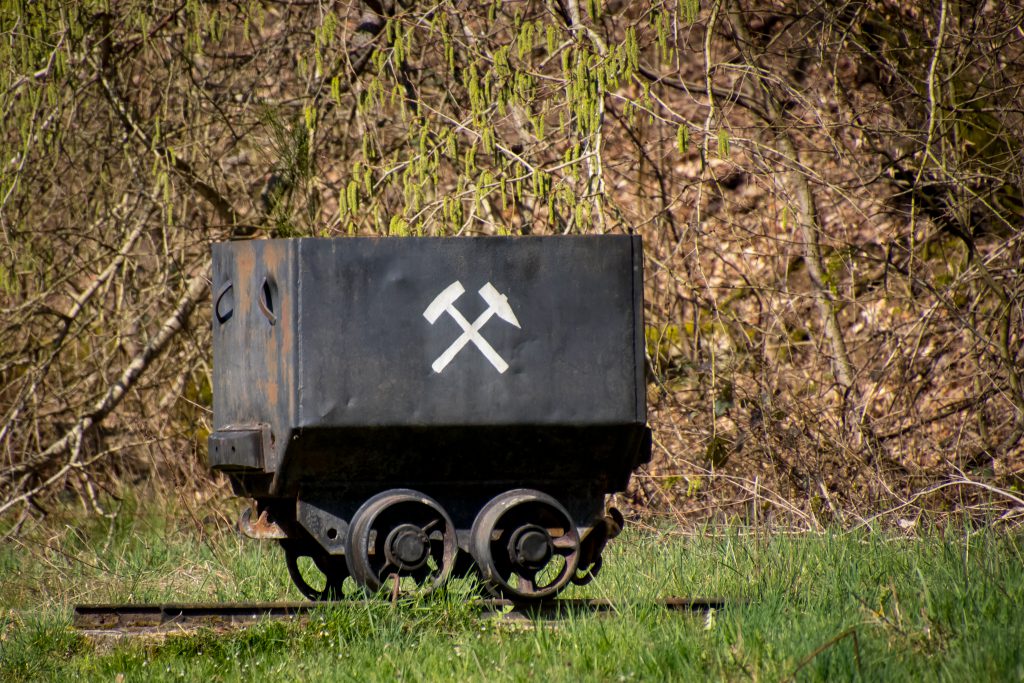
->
[[208, 235, 650, 601]]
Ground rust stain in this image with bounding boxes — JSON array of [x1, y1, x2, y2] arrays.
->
[[238, 507, 288, 539], [262, 243, 288, 423]]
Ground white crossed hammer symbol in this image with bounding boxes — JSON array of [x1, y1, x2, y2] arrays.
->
[[423, 281, 521, 374]]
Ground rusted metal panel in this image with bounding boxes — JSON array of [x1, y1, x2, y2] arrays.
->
[[210, 240, 296, 474], [210, 236, 649, 489]]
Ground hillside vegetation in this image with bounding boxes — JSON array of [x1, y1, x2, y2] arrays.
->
[[1, 0, 1022, 527]]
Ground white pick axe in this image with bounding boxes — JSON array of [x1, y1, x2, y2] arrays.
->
[[423, 281, 521, 374]]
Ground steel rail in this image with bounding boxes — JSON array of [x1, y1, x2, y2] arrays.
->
[[73, 598, 727, 633]]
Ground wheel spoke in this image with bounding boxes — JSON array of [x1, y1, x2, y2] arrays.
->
[[552, 535, 578, 551], [411, 564, 433, 584], [374, 559, 396, 583]]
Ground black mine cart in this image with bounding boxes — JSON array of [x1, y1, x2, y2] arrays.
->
[[208, 235, 651, 601]]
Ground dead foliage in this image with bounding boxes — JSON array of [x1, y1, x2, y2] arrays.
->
[[1, 0, 1021, 530]]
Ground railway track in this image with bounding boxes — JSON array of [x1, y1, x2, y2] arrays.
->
[[73, 598, 726, 635]]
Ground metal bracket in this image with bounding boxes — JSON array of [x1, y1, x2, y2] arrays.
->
[[296, 497, 351, 556], [208, 424, 271, 471], [238, 507, 287, 540]]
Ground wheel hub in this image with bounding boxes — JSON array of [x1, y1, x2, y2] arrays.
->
[[385, 524, 430, 570], [509, 525, 553, 569]]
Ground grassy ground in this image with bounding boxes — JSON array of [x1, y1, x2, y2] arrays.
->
[[1, 498, 1022, 682]]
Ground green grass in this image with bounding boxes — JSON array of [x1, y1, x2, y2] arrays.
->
[[1, 499, 1023, 681]]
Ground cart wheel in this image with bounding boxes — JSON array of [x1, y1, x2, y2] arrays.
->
[[281, 539, 350, 601], [470, 489, 580, 601], [344, 489, 458, 595]]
